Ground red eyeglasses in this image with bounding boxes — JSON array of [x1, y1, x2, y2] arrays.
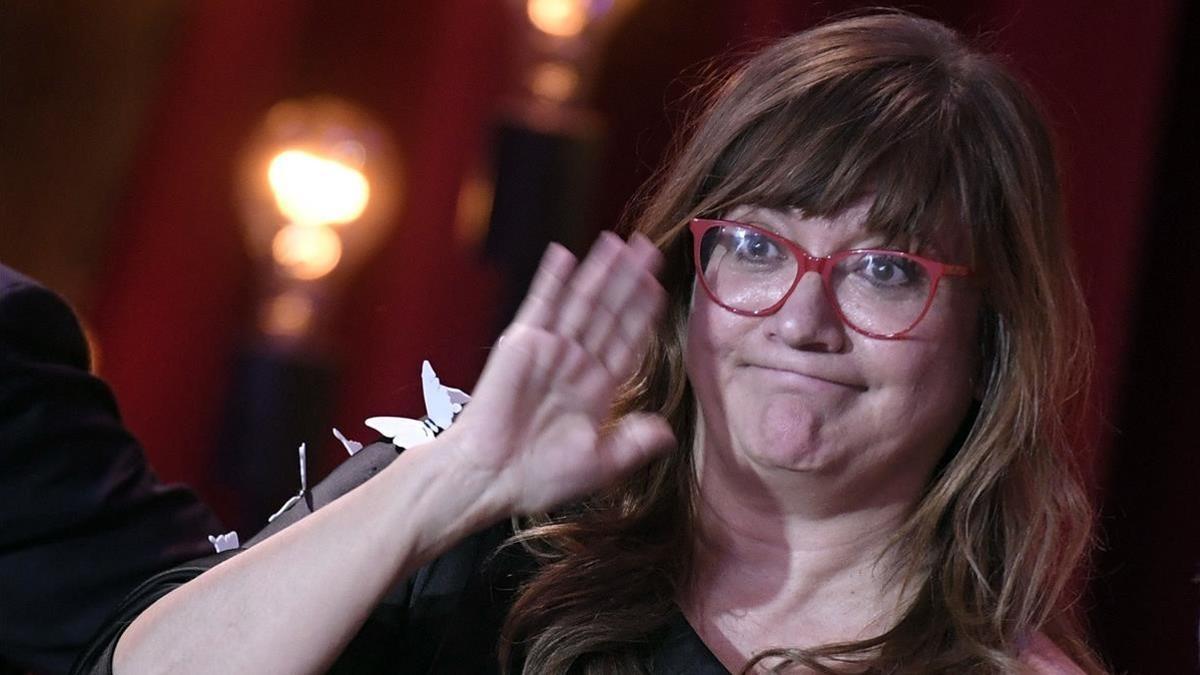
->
[[690, 218, 971, 339]]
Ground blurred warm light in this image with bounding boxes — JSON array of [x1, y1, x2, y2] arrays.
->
[[529, 61, 580, 102], [271, 223, 343, 280], [455, 170, 496, 247], [237, 96, 401, 292], [267, 149, 370, 227], [260, 290, 316, 337], [527, 0, 588, 37], [510, 0, 636, 125]]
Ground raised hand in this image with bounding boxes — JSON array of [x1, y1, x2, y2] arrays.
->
[[439, 231, 675, 515], [109, 232, 675, 674]]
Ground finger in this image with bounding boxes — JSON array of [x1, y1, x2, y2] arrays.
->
[[595, 412, 675, 478], [578, 234, 660, 357], [628, 232, 664, 276], [602, 276, 666, 378], [595, 239, 667, 376], [469, 323, 541, 406], [611, 235, 666, 342], [554, 232, 623, 340], [511, 243, 577, 329], [559, 338, 613, 416]]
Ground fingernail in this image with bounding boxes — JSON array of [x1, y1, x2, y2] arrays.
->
[[542, 242, 574, 267]]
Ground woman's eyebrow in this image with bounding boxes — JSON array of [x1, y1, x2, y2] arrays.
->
[[739, 205, 921, 252], [734, 206, 789, 231]]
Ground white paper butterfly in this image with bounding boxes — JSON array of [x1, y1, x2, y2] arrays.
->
[[332, 427, 363, 456], [208, 530, 240, 553], [267, 443, 308, 523], [364, 360, 471, 448]]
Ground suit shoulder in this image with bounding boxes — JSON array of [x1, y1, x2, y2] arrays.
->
[[0, 264, 90, 369]]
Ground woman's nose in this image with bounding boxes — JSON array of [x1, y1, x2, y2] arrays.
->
[[763, 272, 848, 352]]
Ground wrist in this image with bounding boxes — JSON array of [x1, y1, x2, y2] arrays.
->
[[378, 435, 511, 561]]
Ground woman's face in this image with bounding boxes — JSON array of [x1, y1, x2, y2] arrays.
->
[[684, 200, 981, 496]]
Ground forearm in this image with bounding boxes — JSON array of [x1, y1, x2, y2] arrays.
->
[[113, 438, 506, 674]]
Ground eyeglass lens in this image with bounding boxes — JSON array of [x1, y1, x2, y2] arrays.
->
[[697, 223, 934, 335]]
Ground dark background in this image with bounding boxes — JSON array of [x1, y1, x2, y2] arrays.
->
[[1, 1, 1195, 672]]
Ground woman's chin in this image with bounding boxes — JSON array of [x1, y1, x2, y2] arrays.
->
[[742, 442, 840, 475], [729, 405, 846, 474], [728, 424, 844, 476]]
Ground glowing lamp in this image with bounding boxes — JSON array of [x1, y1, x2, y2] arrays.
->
[[529, 61, 581, 103], [270, 222, 343, 281], [238, 97, 400, 285], [526, 0, 590, 37], [521, 0, 640, 41], [509, 0, 639, 122], [267, 149, 370, 227]]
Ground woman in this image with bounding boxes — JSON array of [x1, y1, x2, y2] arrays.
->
[[94, 11, 1104, 674]]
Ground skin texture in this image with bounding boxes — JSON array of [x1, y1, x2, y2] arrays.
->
[[682, 201, 982, 667]]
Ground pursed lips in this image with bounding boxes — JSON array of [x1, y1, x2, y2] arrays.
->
[[739, 362, 868, 392]]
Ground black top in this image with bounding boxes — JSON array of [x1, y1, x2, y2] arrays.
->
[[71, 439, 731, 674], [0, 265, 225, 674]]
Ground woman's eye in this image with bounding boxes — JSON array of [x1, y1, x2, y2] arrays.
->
[[857, 254, 918, 286], [732, 230, 783, 263]]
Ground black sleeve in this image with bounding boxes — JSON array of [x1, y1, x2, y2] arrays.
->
[[0, 269, 224, 674], [69, 441, 413, 674], [71, 438, 530, 675]]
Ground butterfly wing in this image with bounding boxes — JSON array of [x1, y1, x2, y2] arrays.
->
[[444, 386, 471, 407], [332, 427, 364, 456], [208, 531, 240, 553], [297, 442, 308, 492], [421, 360, 456, 430], [365, 416, 436, 448]]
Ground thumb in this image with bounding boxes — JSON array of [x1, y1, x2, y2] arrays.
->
[[598, 412, 675, 477]]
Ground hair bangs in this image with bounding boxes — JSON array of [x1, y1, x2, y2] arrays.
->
[[699, 56, 969, 256]]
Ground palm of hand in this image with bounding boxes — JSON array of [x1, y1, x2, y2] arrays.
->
[[443, 233, 675, 515]]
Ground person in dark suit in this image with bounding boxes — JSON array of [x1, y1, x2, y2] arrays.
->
[[0, 263, 224, 674]]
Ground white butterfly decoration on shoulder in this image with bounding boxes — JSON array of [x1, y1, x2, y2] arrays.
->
[[331, 427, 363, 456], [207, 530, 240, 553], [267, 442, 309, 523], [364, 360, 471, 448]]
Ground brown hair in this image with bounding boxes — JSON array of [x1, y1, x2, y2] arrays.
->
[[499, 11, 1104, 673]]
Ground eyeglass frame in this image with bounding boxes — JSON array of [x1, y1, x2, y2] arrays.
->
[[688, 218, 972, 339]]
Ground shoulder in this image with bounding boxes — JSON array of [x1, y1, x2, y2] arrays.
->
[[1018, 632, 1088, 675], [0, 263, 90, 369], [0, 261, 39, 291]]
